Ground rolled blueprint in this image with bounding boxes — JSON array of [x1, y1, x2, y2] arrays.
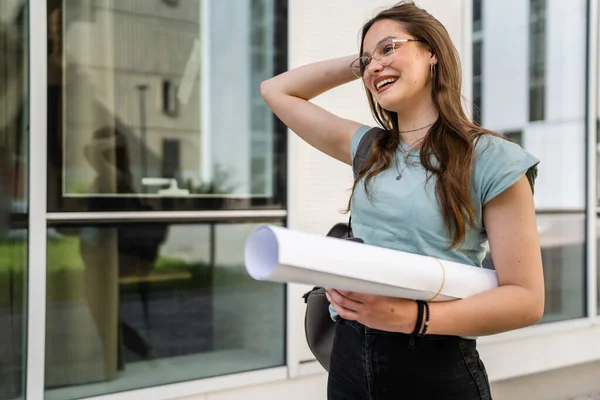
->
[[245, 225, 498, 301]]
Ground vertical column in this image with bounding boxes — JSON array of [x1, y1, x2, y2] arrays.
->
[[586, 0, 598, 318], [26, 0, 48, 399]]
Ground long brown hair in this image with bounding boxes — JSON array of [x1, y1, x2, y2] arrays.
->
[[350, 1, 494, 248]]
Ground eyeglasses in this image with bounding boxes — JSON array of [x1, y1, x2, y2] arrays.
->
[[350, 38, 426, 79]]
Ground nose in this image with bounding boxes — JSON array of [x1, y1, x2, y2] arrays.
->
[[366, 58, 384, 76]]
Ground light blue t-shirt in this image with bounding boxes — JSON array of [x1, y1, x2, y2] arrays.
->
[[329, 125, 540, 324]]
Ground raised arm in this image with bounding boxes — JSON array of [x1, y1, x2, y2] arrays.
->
[[260, 55, 364, 165]]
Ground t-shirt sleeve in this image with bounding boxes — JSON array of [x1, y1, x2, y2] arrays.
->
[[350, 125, 372, 160], [473, 135, 540, 205]]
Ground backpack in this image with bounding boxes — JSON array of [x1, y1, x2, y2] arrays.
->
[[302, 126, 386, 371]]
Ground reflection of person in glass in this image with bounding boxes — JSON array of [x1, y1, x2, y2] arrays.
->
[[261, 2, 544, 399], [0, 4, 26, 398], [84, 127, 136, 195], [82, 127, 167, 369], [0, 6, 25, 236]]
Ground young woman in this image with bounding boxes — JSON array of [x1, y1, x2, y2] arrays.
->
[[261, 2, 544, 399]]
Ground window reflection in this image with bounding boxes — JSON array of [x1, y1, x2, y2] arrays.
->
[[48, 0, 285, 212], [0, 230, 27, 400], [529, 0, 546, 122], [45, 222, 285, 399], [472, 0, 482, 124], [537, 214, 585, 322], [0, 0, 28, 398]]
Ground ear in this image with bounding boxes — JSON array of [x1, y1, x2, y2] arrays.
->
[[430, 54, 438, 66]]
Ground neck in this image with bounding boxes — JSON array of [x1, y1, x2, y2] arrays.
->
[[395, 97, 439, 145]]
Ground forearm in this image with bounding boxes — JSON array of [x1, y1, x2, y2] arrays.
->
[[426, 284, 544, 337], [261, 54, 358, 101]]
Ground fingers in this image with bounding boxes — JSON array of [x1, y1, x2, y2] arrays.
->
[[326, 289, 364, 320], [327, 294, 359, 320]]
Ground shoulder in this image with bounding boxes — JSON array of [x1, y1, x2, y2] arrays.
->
[[472, 133, 538, 167]]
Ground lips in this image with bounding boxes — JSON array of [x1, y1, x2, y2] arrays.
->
[[374, 75, 399, 93]]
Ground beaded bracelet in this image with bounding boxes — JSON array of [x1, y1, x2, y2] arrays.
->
[[409, 300, 425, 348], [419, 301, 430, 336]]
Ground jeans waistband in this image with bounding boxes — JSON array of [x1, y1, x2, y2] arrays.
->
[[338, 317, 474, 342]]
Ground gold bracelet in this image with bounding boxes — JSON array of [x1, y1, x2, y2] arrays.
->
[[427, 256, 446, 302]]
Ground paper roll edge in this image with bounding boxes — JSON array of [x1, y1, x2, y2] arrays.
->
[[244, 225, 281, 280]]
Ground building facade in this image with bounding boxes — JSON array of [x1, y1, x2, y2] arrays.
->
[[2, 0, 600, 399]]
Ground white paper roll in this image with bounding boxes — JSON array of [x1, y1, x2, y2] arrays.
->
[[244, 225, 498, 301]]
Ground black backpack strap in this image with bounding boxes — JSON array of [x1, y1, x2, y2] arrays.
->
[[352, 127, 388, 180], [348, 127, 388, 233]]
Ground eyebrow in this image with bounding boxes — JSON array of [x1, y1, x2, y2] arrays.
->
[[362, 36, 397, 56]]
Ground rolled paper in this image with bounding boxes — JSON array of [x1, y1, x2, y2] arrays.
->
[[245, 225, 498, 301]]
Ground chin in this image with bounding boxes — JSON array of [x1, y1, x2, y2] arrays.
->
[[375, 95, 405, 113], [373, 86, 406, 110]]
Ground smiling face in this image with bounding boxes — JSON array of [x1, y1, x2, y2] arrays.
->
[[361, 19, 437, 113]]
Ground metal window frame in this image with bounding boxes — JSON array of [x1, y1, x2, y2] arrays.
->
[[26, 1, 48, 399], [586, 0, 599, 319], [46, 210, 287, 224]]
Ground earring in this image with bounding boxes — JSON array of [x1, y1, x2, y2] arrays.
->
[[430, 63, 435, 78]]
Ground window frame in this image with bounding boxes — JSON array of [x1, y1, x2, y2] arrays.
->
[[528, 0, 547, 122]]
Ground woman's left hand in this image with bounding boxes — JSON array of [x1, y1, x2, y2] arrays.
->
[[326, 289, 418, 333]]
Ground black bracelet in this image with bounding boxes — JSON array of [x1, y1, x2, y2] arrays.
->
[[412, 300, 424, 336], [419, 301, 430, 336], [409, 300, 424, 348]]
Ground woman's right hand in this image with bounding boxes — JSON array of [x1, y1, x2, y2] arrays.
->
[[260, 55, 364, 165]]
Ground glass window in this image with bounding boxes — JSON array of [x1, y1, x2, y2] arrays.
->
[[472, 1, 483, 124], [536, 214, 585, 322], [473, 0, 482, 31], [44, 221, 285, 399], [477, 0, 587, 322], [47, 0, 286, 212], [503, 130, 523, 146], [0, 1, 28, 398], [529, 0, 546, 122]]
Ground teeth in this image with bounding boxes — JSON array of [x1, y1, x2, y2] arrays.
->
[[376, 77, 398, 90]]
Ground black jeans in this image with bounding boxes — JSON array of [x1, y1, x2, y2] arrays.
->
[[328, 318, 492, 400]]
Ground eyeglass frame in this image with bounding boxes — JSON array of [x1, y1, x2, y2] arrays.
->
[[350, 38, 427, 79]]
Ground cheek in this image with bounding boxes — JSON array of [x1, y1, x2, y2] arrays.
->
[[364, 79, 377, 95], [403, 66, 428, 86]]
